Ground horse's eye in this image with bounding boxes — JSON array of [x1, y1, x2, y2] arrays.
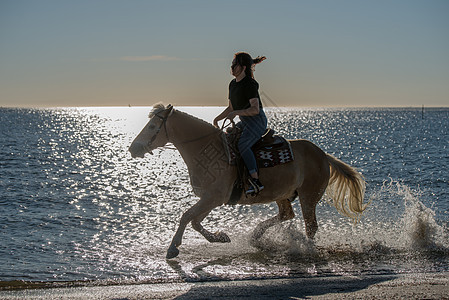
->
[[148, 124, 156, 130]]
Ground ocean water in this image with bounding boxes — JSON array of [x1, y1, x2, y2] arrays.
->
[[0, 106, 448, 289]]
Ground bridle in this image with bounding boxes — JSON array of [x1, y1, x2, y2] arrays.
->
[[146, 110, 171, 152], [144, 106, 236, 153]]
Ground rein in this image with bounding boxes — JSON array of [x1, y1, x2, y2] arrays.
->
[[177, 118, 236, 145], [147, 109, 232, 150], [220, 118, 235, 131]]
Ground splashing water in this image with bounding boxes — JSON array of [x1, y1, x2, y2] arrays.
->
[[391, 182, 447, 251], [244, 180, 448, 277]]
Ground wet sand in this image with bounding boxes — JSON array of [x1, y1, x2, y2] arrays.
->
[[1, 272, 448, 299]]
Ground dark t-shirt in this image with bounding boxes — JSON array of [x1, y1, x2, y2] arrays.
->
[[228, 76, 263, 110]]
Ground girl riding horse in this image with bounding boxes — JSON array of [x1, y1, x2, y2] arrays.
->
[[214, 52, 267, 195]]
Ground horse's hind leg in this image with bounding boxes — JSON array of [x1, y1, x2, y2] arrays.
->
[[192, 211, 231, 243], [251, 199, 295, 243], [298, 191, 323, 239]]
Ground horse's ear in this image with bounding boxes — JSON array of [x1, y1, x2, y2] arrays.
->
[[166, 104, 174, 116]]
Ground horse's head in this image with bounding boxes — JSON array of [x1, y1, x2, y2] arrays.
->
[[129, 104, 174, 158]]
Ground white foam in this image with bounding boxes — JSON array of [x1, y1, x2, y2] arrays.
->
[[247, 180, 448, 256]]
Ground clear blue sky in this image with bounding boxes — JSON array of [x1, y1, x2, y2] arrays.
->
[[1, 0, 448, 107]]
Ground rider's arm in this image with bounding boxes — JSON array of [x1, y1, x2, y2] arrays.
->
[[213, 101, 234, 127], [231, 98, 260, 117]]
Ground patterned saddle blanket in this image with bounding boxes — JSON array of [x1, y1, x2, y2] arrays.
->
[[224, 128, 294, 168]]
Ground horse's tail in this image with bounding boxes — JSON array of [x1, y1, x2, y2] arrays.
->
[[326, 154, 368, 223]]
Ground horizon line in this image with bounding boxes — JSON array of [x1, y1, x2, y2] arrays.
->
[[1, 104, 447, 109]]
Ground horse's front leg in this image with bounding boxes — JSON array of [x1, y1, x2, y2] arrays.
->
[[166, 199, 221, 259], [192, 211, 231, 243]]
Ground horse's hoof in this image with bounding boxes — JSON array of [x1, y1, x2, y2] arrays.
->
[[215, 231, 231, 243], [166, 246, 179, 259], [249, 237, 262, 248], [250, 230, 264, 242]]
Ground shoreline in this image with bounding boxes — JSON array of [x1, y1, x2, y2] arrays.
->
[[1, 272, 448, 299]]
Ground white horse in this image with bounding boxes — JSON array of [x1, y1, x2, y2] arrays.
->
[[129, 104, 367, 259]]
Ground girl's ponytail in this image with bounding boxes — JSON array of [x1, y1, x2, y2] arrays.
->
[[253, 56, 267, 65]]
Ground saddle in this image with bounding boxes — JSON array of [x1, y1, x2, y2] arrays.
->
[[224, 127, 294, 168], [224, 127, 295, 204]]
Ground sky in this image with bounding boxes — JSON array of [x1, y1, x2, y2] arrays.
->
[[1, 0, 448, 107]]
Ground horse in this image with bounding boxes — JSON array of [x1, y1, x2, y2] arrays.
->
[[129, 104, 368, 259]]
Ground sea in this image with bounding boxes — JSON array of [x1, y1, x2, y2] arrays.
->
[[0, 106, 448, 289]]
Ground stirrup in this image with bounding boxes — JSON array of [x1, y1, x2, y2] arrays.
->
[[245, 178, 264, 196]]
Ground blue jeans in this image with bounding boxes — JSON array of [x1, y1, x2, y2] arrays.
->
[[236, 110, 268, 175]]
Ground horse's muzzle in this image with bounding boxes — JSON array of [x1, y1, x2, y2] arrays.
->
[[129, 141, 151, 158]]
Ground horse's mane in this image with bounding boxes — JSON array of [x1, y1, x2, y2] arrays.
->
[[149, 103, 219, 132], [148, 103, 166, 118], [175, 110, 219, 131]]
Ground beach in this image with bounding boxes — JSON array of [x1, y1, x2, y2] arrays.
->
[[1, 272, 448, 299]]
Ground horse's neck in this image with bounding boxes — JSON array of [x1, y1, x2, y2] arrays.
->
[[168, 110, 222, 156]]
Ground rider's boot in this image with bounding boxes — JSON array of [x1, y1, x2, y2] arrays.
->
[[246, 178, 264, 195]]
